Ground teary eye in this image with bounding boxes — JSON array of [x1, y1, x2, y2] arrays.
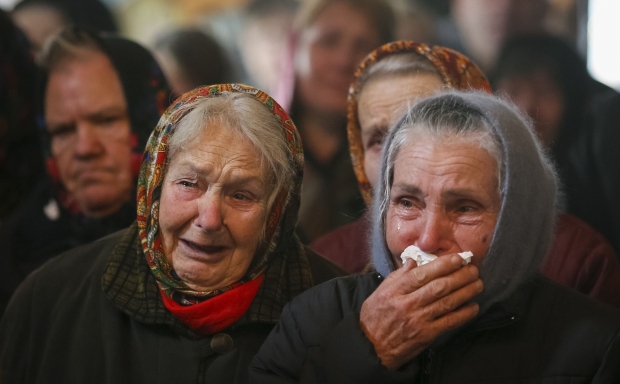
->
[[179, 180, 196, 188], [232, 193, 248, 201]]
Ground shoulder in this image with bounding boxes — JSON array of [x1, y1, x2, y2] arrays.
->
[[287, 273, 380, 323], [33, 228, 126, 280], [1, 182, 65, 241], [541, 215, 620, 307], [552, 213, 615, 255], [521, 276, 620, 373], [543, 213, 619, 280], [309, 216, 371, 273], [4, 228, 130, 314], [529, 276, 620, 333], [310, 217, 369, 250], [266, 273, 380, 356]]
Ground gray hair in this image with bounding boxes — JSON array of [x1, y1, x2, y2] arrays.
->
[[372, 91, 559, 315], [357, 52, 444, 90], [165, 92, 295, 210], [378, 94, 505, 229], [39, 27, 101, 70]]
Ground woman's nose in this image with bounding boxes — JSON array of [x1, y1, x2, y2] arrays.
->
[[74, 124, 104, 158], [195, 193, 224, 232], [332, 41, 360, 73], [415, 210, 451, 256]]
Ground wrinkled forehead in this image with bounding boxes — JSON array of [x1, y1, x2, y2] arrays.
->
[[358, 73, 445, 130], [388, 119, 505, 200], [44, 53, 127, 119]]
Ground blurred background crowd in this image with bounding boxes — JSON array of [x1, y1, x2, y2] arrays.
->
[[1, 0, 620, 312]]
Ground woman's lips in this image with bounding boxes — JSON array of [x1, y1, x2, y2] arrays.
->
[[180, 239, 227, 257]]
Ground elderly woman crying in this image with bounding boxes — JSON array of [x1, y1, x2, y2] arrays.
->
[[250, 92, 620, 383], [0, 84, 343, 384]]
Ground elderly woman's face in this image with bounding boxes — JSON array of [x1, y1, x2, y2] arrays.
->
[[158, 122, 269, 291], [358, 73, 445, 187], [385, 136, 501, 268]]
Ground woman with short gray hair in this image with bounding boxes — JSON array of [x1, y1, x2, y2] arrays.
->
[[250, 91, 620, 383], [0, 84, 344, 384]]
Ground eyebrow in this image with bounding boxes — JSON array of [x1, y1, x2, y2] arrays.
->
[[391, 184, 487, 201], [175, 163, 265, 186], [442, 189, 485, 199], [85, 106, 128, 120], [391, 183, 423, 197], [46, 106, 127, 129], [362, 124, 389, 138]]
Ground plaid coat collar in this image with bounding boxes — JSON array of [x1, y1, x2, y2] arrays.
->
[[101, 222, 314, 334]]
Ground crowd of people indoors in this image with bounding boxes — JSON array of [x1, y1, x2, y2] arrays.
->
[[0, 0, 619, 383]]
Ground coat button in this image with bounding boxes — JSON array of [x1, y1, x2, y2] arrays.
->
[[211, 333, 234, 354]]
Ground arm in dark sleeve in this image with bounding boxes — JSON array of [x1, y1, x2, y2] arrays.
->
[[249, 302, 308, 384], [305, 312, 419, 384], [249, 284, 419, 384]]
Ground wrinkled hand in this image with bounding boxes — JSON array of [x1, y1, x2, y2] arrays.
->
[[360, 255, 483, 370]]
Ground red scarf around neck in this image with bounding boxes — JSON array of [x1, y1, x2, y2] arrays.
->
[[160, 275, 265, 336]]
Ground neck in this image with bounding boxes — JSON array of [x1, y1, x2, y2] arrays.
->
[[78, 192, 132, 218], [297, 106, 347, 165]]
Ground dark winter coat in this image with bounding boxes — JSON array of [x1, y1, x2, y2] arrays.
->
[[250, 91, 620, 384], [0, 224, 345, 384], [250, 273, 620, 383], [0, 30, 172, 315]]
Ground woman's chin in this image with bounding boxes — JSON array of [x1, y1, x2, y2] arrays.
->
[[171, 249, 250, 292], [173, 263, 226, 292]]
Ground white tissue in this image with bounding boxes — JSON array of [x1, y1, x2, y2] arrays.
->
[[400, 245, 473, 267]]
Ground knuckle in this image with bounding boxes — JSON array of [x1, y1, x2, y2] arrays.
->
[[429, 279, 449, 296], [440, 294, 457, 312], [420, 305, 436, 321], [412, 267, 429, 285], [442, 314, 462, 330]]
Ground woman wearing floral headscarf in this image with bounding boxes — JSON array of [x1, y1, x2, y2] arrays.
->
[[311, 41, 620, 308], [0, 84, 343, 384], [311, 41, 490, 272]]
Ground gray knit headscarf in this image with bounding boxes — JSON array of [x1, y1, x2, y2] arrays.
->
[[371, 91, 558, 314]]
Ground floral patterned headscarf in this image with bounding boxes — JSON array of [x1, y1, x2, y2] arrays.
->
[[347, 41, 492, 204], [137, 84, 304, 300]]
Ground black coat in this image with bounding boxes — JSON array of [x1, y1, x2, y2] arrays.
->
[[0, 224, 345, 384], [250, 273, 620, 383], [0, 181, 136, 315]]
